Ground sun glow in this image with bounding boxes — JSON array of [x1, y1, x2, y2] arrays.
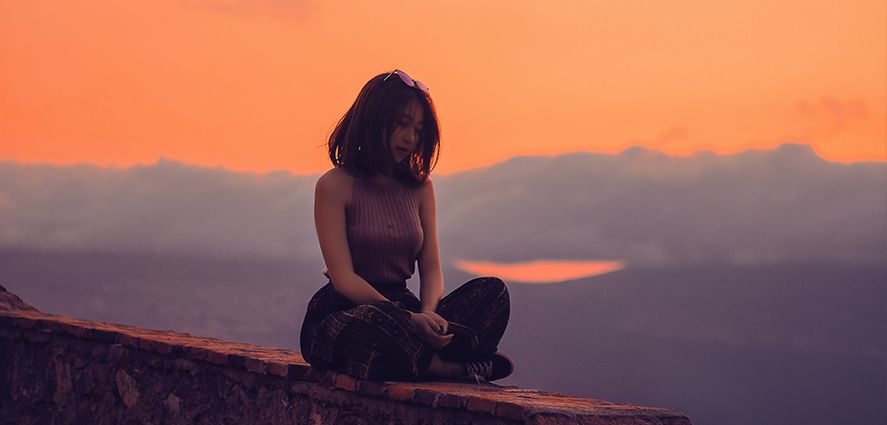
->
[[455, 259, 625, 284]]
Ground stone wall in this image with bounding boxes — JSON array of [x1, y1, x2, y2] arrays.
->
[[0, 287, 692, 424]]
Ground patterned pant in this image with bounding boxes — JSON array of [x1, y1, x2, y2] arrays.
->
[[299, 276, 510, 381]]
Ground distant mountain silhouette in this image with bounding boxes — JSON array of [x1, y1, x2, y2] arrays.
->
[[1, 143, 884, 266], [434, 143, 886, 265]]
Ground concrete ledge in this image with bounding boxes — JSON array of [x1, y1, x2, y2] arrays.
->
[[0, 289, 692, 424]]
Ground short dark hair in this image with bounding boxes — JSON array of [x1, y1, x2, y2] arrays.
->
[[328, 71, 441, 186]]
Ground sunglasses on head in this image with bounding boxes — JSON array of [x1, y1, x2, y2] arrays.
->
[[383, 69, 430, 95]]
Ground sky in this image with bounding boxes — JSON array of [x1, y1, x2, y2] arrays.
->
[[1, 0, 885, 175]]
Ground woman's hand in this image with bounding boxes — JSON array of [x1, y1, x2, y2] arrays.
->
[[409, 312, 453, 351], [421, 310, 448, 335]]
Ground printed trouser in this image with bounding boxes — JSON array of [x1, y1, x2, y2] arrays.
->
[[299, 276, 510, 381]]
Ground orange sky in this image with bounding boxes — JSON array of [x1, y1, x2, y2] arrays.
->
[[1, 0, 885, 175]]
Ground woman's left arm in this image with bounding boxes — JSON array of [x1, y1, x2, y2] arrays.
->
[[417, 178, 445, 314]]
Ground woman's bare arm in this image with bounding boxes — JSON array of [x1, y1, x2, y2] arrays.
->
[[314, 169, 387, 305], [417, 178, 445, 313]]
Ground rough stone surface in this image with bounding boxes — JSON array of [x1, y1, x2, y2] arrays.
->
[[0, 286, 37, 312], [0, 289, 693, 424], [114, 369, 140, 408]]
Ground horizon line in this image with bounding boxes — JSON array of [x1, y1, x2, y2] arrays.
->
[[1, 142, 884, 177]]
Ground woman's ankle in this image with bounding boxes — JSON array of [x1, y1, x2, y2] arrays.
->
[[424, 353, 464, 378]]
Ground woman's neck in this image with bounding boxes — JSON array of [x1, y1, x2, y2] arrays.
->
[[372, 164, 397, 183], [369, 173, 397, 184]]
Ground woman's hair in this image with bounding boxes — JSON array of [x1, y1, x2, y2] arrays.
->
[[328, 71, 441, 186]]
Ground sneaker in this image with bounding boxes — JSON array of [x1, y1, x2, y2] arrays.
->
[[461, 351, 514, 383]]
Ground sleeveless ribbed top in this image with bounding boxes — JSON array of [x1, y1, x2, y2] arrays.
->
[[345, 175, 424, 284]]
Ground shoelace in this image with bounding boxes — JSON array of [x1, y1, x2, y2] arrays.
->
[[464, 360, 493, 384]]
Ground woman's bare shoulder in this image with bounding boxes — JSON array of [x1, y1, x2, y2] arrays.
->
[[417, 177, 436, 206], [316, 167, 354, 201], [420, 176, 435, 191]]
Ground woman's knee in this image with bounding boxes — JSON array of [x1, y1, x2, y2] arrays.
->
[[469, 276, 508, 297]]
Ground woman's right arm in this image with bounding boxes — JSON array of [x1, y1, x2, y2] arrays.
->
[[314, 171, 388, 305]]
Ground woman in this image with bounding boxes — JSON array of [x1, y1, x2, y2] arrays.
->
[[299, 69, 513, 382]]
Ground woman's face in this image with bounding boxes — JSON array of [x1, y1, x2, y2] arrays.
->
[[388, 99, 424, 164]]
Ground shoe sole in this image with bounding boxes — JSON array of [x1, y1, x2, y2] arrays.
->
[[488, 351, 515, 381]]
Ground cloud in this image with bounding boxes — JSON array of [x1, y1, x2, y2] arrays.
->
[[434, 143, 887, 266], [0, 159, 316, 259], [1, 144, 885, 266]]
